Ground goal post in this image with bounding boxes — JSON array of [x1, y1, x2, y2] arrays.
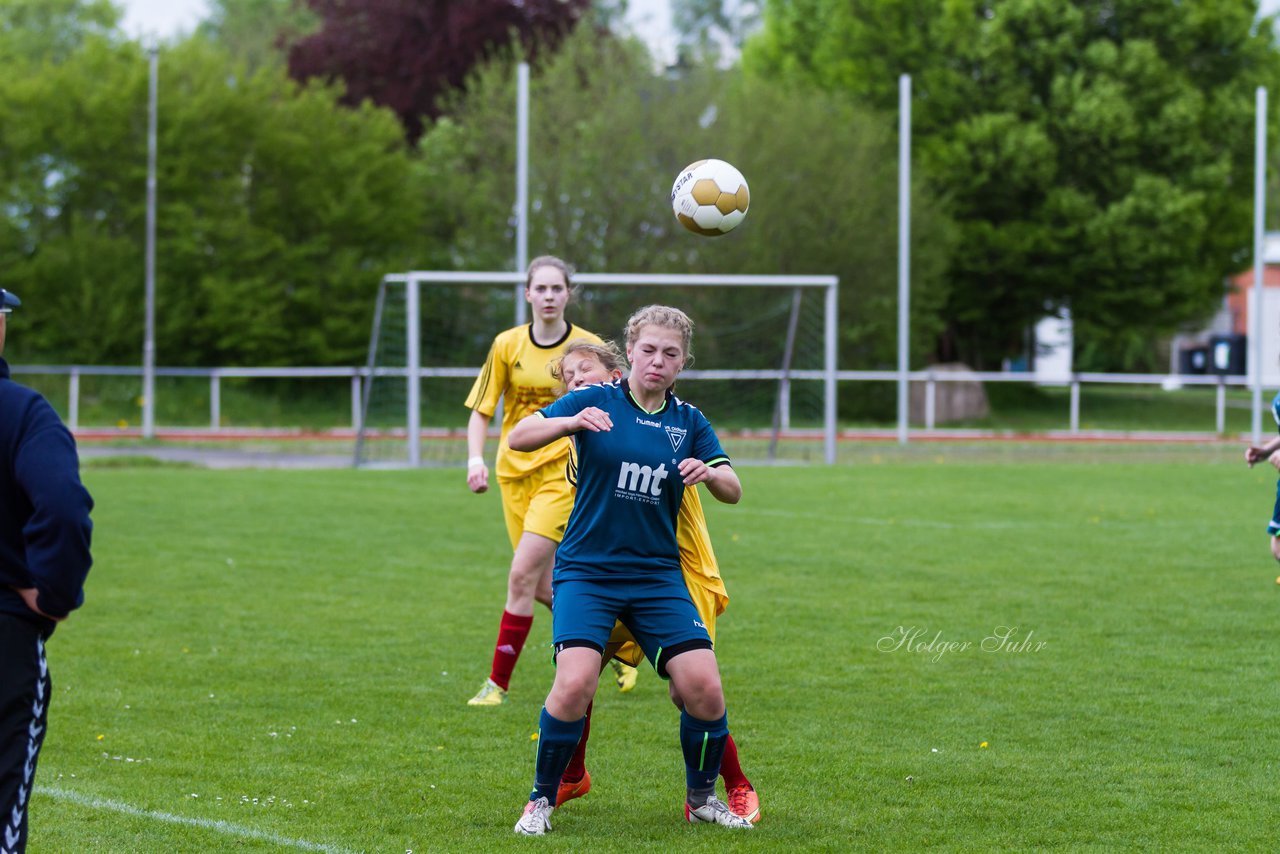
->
[[354, 271, 838, 468]]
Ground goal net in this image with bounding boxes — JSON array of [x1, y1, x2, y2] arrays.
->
[[354, 272, 838, 468]]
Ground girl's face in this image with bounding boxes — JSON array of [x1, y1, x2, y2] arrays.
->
[[561, 352, 620, 391], [626, 325, 685, 395], [525, 265, 570, 322]]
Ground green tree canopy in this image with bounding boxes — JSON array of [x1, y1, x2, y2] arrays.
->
[[0, 4, 427, 366], [197, 0, 318, 70], [419, 20, 951, 372], [1, 0, 949, 383], [0, 0, 117, 65], [746, 0, 1280, 369]]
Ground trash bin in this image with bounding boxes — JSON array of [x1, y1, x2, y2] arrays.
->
[[1179, 346, 1208, 375], [1209, 334, 1246, 375]]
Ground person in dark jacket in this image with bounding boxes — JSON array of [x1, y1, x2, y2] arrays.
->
[[0, 289, 94, 854]]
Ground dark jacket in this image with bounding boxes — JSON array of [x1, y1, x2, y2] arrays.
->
[[0, 357, 93, 631]]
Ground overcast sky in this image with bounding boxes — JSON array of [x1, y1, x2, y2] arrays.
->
[[113, 0, 1280, 60], [116, 0, 208, 40], [116, 0, 675, 54]]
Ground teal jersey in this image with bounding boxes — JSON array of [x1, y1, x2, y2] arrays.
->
[[538, 379, 729, 581], [1272, 391, 1280, 433]]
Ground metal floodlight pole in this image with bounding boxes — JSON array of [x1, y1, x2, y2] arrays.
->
[[142, 47, 158, 439], [1254, 86, 1267, 445], [515, 62, 530, 326], [825, 281, 838, 464], [897, 74, 912, 445], [407, 275, 421, 466]]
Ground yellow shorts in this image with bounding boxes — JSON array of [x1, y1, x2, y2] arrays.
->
[[609, 578, 723, 668], [497, 461, 574, 551]]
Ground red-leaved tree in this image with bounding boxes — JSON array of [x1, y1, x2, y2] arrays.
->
[[287, 0, 592, 142]]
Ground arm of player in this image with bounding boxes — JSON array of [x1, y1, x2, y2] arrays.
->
[[1246, 435, 1280, 466], [13, 586, 60, 622], [678, 459, 741, 504], [14, 412, 94, 621], [465, 408, 491, 493], [508, 407, 613, 452]]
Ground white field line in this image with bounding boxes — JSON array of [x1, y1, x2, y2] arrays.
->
[[38, 787, 359, 854]]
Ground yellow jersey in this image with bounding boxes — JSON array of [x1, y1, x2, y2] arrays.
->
[[677, 484, 729, 615], [464, 323, 602, 481]]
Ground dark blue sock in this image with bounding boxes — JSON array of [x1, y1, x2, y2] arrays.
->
[[531, 707, 586, 805], [680, 709, 729, 802]]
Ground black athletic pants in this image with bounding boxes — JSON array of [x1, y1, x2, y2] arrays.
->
[[0, 614, 50, 854]]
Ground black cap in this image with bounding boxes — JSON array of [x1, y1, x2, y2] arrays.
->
[[0, 290, 19, 311]]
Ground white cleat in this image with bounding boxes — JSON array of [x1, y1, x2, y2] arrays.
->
[[515, 796, 554, 835], [684, 795, 754, 829]]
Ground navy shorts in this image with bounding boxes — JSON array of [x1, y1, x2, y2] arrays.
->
[[552, 574, 712, 677], [1269, 480, 1280, 536]]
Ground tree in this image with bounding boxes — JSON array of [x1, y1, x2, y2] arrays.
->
[[416, 20, 951, 382], [0, 26, 428, 366], [0, 0, 116, 65], [670, 0, 763, 61], [286, 0, 592, 142], [746, 0, 1280, 369], [198, 0, 318, 71]]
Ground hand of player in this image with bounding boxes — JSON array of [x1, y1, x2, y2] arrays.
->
[[1247, 446, 1268, 466], [14, 587, 63, 622], [571, 407, 613, 433], [467, 461, 489, 493], [678, 457, 712, 485], [1268, 451, 1280, 473]]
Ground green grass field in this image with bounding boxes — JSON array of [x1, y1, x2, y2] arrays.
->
[[29, 449, 1280, 852]]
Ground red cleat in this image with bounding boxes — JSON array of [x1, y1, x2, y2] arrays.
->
[[726, 783, 760, 823], [556, 769, 591, 807]]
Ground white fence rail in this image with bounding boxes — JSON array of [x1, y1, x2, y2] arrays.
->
[[836, 369, 1251, 435], [9, 364, 1258, 437]]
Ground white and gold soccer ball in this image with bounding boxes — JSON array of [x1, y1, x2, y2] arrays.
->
[[670, 159, 750, 236]]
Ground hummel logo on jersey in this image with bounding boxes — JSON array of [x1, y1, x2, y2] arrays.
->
[[664, 425, 687, 452], [636, 417, 661, 428], [616, 460, 669, 500], [513, 361, 523, 370]]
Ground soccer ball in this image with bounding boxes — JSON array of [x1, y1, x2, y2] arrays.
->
[[670, 159, 750, 236]]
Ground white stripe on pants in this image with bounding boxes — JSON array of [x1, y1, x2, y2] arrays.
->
[[2, 630, 47, 854]]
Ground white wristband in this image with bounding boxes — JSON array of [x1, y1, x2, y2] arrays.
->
[[467, 456, 485, 468]]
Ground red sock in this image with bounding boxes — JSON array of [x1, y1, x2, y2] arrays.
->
[[719, 734, 751, 790], [488, 610, 533, 691], [562, 701, 592, 783]]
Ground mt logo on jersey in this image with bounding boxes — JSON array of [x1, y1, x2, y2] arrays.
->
[[615, 461, 669, 502]]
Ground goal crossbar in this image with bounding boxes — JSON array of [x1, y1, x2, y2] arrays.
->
[[360, 271, 839, 466], [384, 271, 839, 288]]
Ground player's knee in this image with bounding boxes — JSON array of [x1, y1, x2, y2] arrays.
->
[[549, 672, 596, 713], [509, 549, 551, 584], [1270, 536, 1280, 563], [507, 561, 543, 595], [677, 675, 723, 718], [683, 692, 725, 720]]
